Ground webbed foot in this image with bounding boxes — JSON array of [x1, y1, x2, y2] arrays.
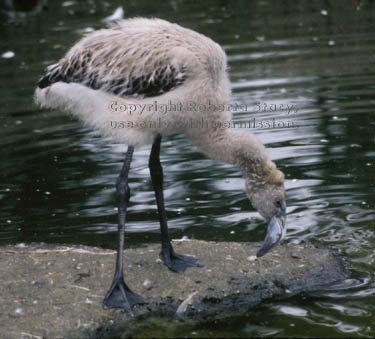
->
[[160, 243, 202, 273], [103, 275, 146, 316]]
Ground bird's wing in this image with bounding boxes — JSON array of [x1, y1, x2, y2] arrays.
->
[[38, 30, 187, 98]]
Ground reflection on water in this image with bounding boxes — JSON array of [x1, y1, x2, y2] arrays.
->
[[0, 0, 374, 337]]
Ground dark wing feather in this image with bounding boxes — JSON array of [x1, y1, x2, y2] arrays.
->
[[38, 44, 187, 98]]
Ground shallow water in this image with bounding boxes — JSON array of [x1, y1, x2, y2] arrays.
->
[[1, 0, 374, 337]]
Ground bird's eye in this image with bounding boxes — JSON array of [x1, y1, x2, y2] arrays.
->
[[275, 200, 281, 207]]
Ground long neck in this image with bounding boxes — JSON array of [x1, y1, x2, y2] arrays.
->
[[185, 118, 286, 194], [186, 127, 270, 176]]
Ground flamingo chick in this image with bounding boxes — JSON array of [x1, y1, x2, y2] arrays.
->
[[35, 18, 287, 316]]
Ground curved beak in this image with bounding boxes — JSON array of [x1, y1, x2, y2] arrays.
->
[[256, 207, 286, 257]]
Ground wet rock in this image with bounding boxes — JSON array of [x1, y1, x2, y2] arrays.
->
[[0, 240, 348, 338]]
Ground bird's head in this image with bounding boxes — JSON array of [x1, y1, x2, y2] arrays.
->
[[244, 160, 287, 257]]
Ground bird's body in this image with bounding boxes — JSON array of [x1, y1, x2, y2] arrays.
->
[[36, 18, 231, 147], [35, 17, 287, 316]]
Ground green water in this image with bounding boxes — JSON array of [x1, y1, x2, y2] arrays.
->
[[1, 0, 374, 337]]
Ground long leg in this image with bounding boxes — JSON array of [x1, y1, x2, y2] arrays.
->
[[149, 134, 201, 273], [103, 145, 146, 316]]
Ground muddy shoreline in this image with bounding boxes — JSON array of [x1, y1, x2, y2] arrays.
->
[[0, 240, 348, 338]]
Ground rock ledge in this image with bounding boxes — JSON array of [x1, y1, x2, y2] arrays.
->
[[0, 240, 348, 338]]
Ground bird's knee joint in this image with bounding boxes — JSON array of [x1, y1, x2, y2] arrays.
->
[[116, 178, 130, 201], [150, 164, 163, 182]]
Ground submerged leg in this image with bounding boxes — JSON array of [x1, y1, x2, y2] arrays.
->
[[103, 146, 146, 316], [149, 134, 201, 273]]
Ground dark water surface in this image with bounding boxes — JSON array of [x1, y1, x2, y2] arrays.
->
[[1, 0, 374, 337]]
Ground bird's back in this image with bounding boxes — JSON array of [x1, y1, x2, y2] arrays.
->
[[38, 18, 228, 100]]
